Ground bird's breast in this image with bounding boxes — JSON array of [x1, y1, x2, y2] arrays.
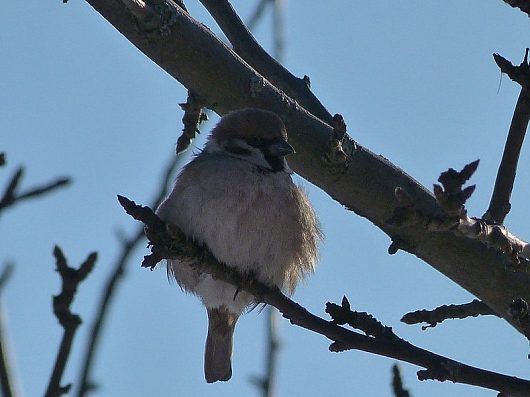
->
[[159, 155, 319, 291]]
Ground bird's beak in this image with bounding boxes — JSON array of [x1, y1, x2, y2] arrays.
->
[[269, 140, 295, 157]]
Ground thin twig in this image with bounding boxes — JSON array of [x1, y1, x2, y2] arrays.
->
[[271, 0, 284, 62], [493, 50, 530, 89], [177, 91, 207, 153], [0, 264, 16, 397], [44, 247, 97, 397], [75, 154, 183, 397], [485, 51, 530, 224], [392, 364, 412, 397], [0, 264, 14, 293], [246, 0, 271, 31], [0, 166, 70, 216], [0, 153, 5, 167], [264, 307, 280, 397], [250, 307, 280, 397], [401, 300, 496, 329], [198, 0, 332, 124], [117, 196, 530, 397]]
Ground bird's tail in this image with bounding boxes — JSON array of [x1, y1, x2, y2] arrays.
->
[[204, 307, 238, 383]]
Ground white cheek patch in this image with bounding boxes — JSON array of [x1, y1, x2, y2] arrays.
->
[[283, 158, 293, 174], [219, 139, 273, 170]]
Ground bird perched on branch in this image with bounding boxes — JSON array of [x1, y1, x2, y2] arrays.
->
[[156, 108, 322, 383]]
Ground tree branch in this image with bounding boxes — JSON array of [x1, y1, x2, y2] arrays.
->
[[0, 165, 70, 216], [198, 0, 332, 123], [401, 300, 497, 329], [83, 0, 530, 336], [44, 247, 97, 397], [176, 91, 207, 153], [0, 264, 17, 397], [392, 364, 412, 397], [251, 307, 281, 397], [485, 51, 530, 223], [76, 154, 183, 397], [117, 195, 530, 397], [389, 161, 530, 268], [246, 0, 271, 32]]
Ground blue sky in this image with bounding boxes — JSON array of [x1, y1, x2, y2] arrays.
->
[[3, 1, 530, 396]]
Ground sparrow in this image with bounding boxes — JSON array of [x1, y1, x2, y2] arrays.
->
[[156, 108, 322, 383]]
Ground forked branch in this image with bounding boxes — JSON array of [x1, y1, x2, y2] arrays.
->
[[44, 247, 97, 397], [199, 0, 332, 123], [0, 166, 70, 216]]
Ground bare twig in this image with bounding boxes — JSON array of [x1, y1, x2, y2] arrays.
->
[[0, 264, 14, 293], [247, 0, 273, 32], [117, 196, 530, 396], [0, 166, 70, 215], [485, 51, 530, 224], [494, 50, 530, 89], [0, 153, 5, 167], [45, 247, 97, 397], [502, 0, 530, 17], [177, 91, 207, 153], [198, 0, 332, 124], [0, 264, 17, 397], [246, 0, 271, 31], [401, 300, 496, 329], [392, 364, 412, 397], [251, 307, 281, 397], [0, 310, 16, 397], [389, 161, 530, 267], [263, 307, 280, 397], [251, 307, 280, 397], [271, 0, 284, 62], [326, 297, 400, 342], [76, 154, 183, 397]]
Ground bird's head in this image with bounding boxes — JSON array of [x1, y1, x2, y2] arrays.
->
[[205, 108, 295, 173]]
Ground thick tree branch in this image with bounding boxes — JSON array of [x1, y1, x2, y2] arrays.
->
[[485, 51, 530, 223], [401, 300, 497, 329], [117, 196, 530, 397], [76, 154, 182, 397], [45, 247, 97, 397], [198, 0, 332, 124], [83, 0, 530, 336], [389, 161, 530, 268]]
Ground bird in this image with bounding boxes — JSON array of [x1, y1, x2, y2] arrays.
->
[[156, 108, 322, 383]]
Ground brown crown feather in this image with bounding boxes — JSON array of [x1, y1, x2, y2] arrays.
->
[[211, 108, 288, 143]]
